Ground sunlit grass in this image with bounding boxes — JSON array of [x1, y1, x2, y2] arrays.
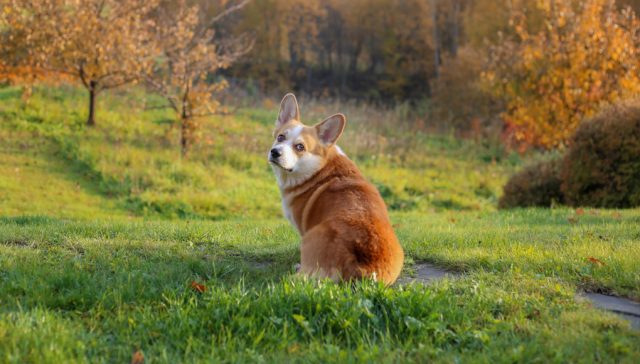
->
[[0, 86, 516, 219], [0, 86, 639, 362], [0, 216, 639, 362]]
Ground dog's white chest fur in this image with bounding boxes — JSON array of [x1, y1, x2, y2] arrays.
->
[[274, 145, 346, 234], [281, 195, 299, 233]]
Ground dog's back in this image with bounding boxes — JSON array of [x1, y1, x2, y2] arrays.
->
[[285, 149, 404, 284]]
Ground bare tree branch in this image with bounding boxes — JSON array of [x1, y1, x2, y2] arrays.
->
[[208, 0, 251, 27]]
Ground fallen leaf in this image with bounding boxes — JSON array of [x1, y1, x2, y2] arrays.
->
[[575, 208, 584, 216], [131, 350, 144, 364], [586, 257, 605, 266], [190, 281, 206, 293]]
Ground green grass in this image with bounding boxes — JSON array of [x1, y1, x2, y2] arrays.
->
[[0, 86, 516, 219], [1, 217, 639, 362], [0, 86, 639, 362], [398, 209, 640, 299], [0, 128, 126, 219]]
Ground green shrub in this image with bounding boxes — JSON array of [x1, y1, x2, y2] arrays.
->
[[498, 159, 563, 209], [561, 101, 640, 208]]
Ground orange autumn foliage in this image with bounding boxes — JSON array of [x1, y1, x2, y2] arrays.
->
[[484, 0, 640, 149], [1, 0, 160, 125], [145, 0, 251, 157]]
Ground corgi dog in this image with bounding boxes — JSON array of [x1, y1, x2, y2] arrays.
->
[[268, 93, 404, 285]]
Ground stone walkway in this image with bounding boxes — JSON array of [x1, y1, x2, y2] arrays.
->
[[400, 262, 640, 330], [580, 293, 640, 330], [396, 262, 458, 286]]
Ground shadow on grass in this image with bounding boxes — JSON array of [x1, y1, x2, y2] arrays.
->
[[0, 237, 290, 312], [0, 215, 59, 225]]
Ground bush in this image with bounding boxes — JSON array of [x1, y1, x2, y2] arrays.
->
[[561, 101, 640, 208], [498, 158, 563, 209]]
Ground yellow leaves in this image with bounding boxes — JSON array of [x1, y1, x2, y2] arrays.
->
[[141, 1, 248, 156], [485, 0, 640, 149], [3, 0, 161, 90]]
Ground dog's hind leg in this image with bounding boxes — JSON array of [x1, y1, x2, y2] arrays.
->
[[300, 223, 367, 282]]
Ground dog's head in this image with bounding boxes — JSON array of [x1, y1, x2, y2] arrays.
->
[[268, 93, 346, 183]]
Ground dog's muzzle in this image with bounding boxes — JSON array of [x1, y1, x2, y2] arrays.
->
[[269, 148, 292, 172], [270, 148, 281, 159]]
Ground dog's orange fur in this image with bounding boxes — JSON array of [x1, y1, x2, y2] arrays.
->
[[271, 95, 404, 284]]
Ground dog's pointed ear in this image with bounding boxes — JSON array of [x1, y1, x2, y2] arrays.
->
[[315, 114, 346, 146], [276, 93, 300, 126]]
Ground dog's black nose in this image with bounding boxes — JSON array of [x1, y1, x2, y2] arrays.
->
[[270, 148, 281, 158]]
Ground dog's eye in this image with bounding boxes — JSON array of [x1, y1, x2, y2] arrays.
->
[[277, 134, 285, 142], [295, 143, 305, 152]]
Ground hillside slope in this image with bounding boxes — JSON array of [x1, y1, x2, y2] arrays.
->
[[0, 86, 515, 220], [0, 127, 127, 219]]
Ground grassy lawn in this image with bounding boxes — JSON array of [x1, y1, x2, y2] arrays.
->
[[0, 86, 639, 362], [1, 216, 639, 362]]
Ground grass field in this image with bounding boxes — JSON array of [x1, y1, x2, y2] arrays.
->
[[1, 86, 639, 362]]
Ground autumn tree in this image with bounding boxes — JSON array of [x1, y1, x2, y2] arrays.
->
[[0, 62, 65, 102], [461, 0, 547, 48], [1, 0, 159, 126], [430, 46, 502, 135], [620, 0, 640, 13], [484, 0, 640, 149], [228, 0, 439, 100], [1, 3, 65, 100], [283, 0, 324, 89], [146, 0, 252, 157], [431, 0, 469, 78]]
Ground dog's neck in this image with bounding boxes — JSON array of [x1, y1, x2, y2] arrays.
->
[[273, 145, 346, 190], [278, 149, 364, 234], [272, 161, 324, 190]]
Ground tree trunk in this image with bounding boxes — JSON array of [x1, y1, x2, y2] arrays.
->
[[449, 0, 460, 57], [349, 40, 363, 74], [87, 81, 97, 126], [432, 0, 440, 79], [180, 112, 189, 158]]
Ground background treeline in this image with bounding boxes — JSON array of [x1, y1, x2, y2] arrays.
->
[[223, 0, 640, 101], [2, 0, 640, 151], [227, 0, 437, 101], [222, 0, 640, 149]]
